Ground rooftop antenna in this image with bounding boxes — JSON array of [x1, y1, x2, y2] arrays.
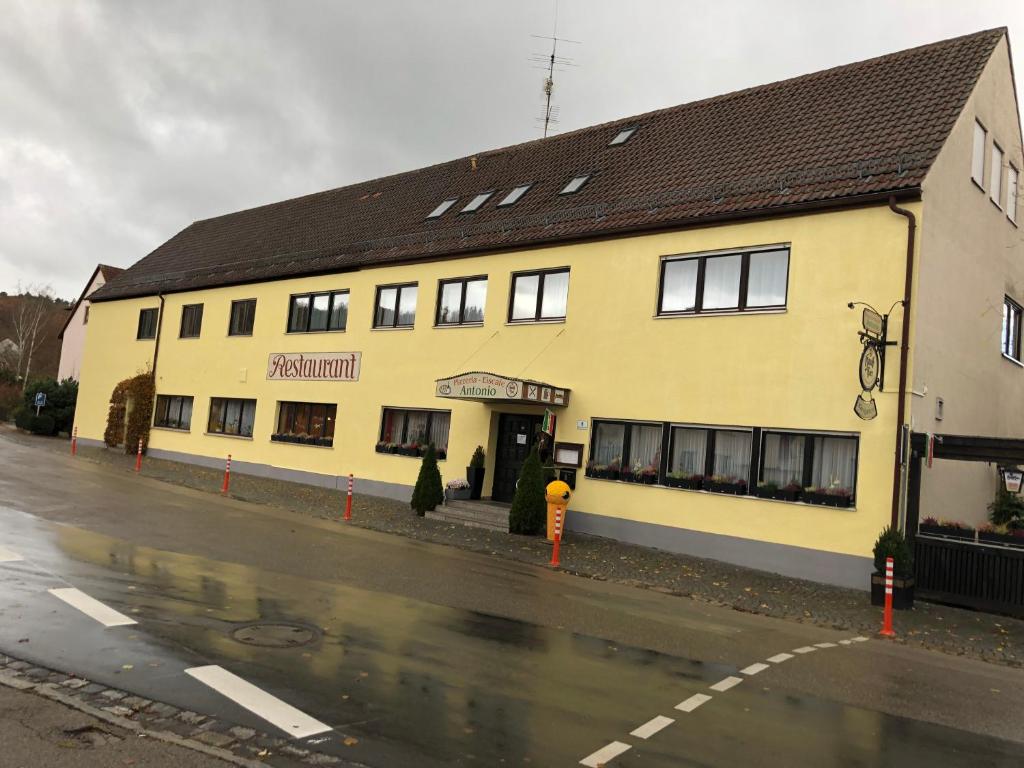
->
[[529, 0, 579, 137]]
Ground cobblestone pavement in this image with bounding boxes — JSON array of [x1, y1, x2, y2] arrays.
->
[[7, 427, 1023, 670]]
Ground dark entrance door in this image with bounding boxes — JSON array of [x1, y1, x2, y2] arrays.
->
[[492, 413, 543, 502]]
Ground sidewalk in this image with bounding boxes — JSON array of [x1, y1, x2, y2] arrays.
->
[[7, 426, 1022, 669]]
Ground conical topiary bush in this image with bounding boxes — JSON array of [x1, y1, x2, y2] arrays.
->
[[411, 443, 444, 516], [509, 445, 547, 535]]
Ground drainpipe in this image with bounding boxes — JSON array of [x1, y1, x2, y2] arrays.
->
[[888, 196, 917, 529], [151, 293, 165, 381]]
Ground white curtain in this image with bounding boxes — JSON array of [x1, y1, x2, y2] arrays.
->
[[670, 427, 706, 474], [702, 254, 741, 309], [593, 423, 625, 465], [761, 432, 804, 486], [746, 250, 788, 307], [428, 412, 450, 450], [405, 411, 428, 444], [661, 260, 698, 312], [713, 430, 751, 480], [629, 424, 661, 470], [540, 271, 570, 318], [811, 436, 857, 491]]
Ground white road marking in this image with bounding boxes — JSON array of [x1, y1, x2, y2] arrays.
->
[[767, 652, 794, 663], [580, 741, 632, 767], [792, 646, 817, 654], [675, 693, 713, 712], [838, 639, 853, 645], [709, 676, 743, 692], [0, 546, 23, 563], [48, 588, 137, 627], [630, 715, 675, 739], [740, 662, 769, 676], [185, 665, 330, 738], [814, 642, 837, 649], [852, 636, 869, 643]]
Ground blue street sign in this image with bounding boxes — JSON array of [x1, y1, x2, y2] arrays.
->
[[34, 392, 46, 408]]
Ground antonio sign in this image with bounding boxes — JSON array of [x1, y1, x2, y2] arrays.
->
[[267, 352, 361, 382], [435, 371, 569, 406]]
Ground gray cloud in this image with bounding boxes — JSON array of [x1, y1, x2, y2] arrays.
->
[[1, 0, 1021, 299]]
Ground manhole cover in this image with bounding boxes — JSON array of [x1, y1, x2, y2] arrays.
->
[[230, 623, 318, 648]]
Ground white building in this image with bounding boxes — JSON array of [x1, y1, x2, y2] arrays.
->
[[57, 264, 123, 381]]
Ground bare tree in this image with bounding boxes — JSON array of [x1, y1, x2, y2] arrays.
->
[[10, 284, 55, 391]]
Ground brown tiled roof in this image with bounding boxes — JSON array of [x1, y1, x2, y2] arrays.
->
[[57, 263, 126, 338], [93, 28, 1005, 302]]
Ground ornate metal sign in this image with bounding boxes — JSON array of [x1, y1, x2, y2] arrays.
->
[[859, 345, 880, 391], [854, 392, 878, 420]]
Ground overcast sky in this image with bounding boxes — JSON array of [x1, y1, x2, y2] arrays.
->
[[1, 0, 1022, 300]]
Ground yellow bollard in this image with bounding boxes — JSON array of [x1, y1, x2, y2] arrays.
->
[[545, 480, 572, 542]]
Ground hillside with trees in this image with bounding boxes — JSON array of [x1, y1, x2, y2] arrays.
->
[[0, 288, 71, 387]]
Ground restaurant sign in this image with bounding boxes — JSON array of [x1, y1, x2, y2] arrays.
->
[[435, 371, 569, 407], [267, 352, 361, 382]]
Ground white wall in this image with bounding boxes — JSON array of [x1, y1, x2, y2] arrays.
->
[[57, 270, 107, 382]]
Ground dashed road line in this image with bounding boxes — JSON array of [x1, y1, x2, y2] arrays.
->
[[767, 652, 794, 663], [709, 675, 743, 692], [852, 636, 869, 642], [814, 642, 838, 649], [630, 715, 675, 739], [580, 740, 632, 767], [48, 587, 137, 628], [740, 662, 770, 676], [0, 546, 23, 563], [838, 639, 853, 645], [792, 646, 817, 654], [675, 693, 713, 713], [185, 665, 331, 738]]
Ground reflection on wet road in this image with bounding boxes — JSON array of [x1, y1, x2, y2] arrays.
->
[[2, 505, 1023, 767]]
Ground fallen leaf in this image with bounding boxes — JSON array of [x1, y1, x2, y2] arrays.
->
[[343, 737, 359, 746]]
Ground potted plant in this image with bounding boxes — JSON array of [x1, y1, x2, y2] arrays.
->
[[467, 445, 486, 500], [754, 481, 802, 502], [802, 486, 853, 508], [606, 458, 622, 481], [918, 517, 974, 540], [665, 471, 703, 490], [640, 465, 658, 485], [977, 524, 1024, 547], [445, 477, 472, 502], [871, 525, 915, 609], [704, 474, 747, 495]]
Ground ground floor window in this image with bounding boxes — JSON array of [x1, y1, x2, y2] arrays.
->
[[758, 431, 858, 502], [272, 402, 336, 446], [208, 397, 257, 438], [588, 419, 662, 481], [153, 395, 193, 430], [377, 407, 449, 458]]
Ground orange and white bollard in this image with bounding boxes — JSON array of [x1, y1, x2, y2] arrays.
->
[[134, 438, 143, 472], [879, 556, 895, 637], [344, 473, 353, 521], [221, 454, 232, 495], [549, 506, 564, 568], [71, 426, 78, 456]]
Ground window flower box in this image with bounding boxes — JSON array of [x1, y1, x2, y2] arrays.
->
[[918, 518, 973, 539], [704, 476, 747, 495], [977, 528, 1024, 547], [375, 442, 388, 453], [802, 487, 853, 508], [315, 438, 333, 447], [754, 483, 802, 502], [271, 434, 283, 443], [665, 473, 703, 490]]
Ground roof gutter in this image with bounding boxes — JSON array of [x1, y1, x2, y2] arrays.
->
[[887, 195, 917, 529]]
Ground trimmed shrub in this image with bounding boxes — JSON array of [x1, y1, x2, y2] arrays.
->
[[873, 525, 913, 577], [103, 372, 154, 452], [28, 413, 55, 436], [14, 407, 32, 431], [509, 446, 547, 535], [988, 485, 1024, 527], [18, 377, 78, 435], [411, 443, 444, 515]]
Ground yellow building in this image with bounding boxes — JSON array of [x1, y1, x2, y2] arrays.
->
[[77, 29, 1023, 589]]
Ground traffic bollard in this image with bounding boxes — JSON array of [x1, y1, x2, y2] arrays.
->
[[221, 454, 232, 495], [549, 507, 564, 568], [71, 426, 78, 456], [134, 438, 143, 472], [879, 556, 895, 637], [344, 473, 353, 521]]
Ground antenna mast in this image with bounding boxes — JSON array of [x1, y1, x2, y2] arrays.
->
[[530, 1, 579, 137]]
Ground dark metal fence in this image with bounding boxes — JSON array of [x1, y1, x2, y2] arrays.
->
[[915, 535, 1024, 617]]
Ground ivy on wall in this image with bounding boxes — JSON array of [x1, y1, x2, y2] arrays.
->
[[103, 372, 155, 454]]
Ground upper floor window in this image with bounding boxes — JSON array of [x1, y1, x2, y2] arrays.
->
[[136, 308, 158, 340], [153, 395, 193, 431], [972, 120, 987, 187], [508, 268, 569, 323], [374, 283, 417, 328], [437, 277, 487, 326], [1008, 165, 1019, 224], [229, 299, 256, 336], [659, 247, 789, 315], [1003, 296, 1021, 361], [208, 397, 256, 438], [991, 143, 1004, 208], [288, 291, 348, 333], [179, 304, 203, 338]]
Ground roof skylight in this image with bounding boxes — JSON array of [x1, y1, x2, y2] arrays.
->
[[559, 175, 591, 195], [461, 191, 495, 213], [497, 184, 532, 207], [427, 198, 457, 218], [609, 126, 637, 146]]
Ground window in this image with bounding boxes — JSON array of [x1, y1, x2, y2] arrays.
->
[[153, 395, 193, 431], [374, 283, 417, 328], [137, 308, 158, 340], [609, 127, 637, 146], [437, 277, 487, 325], [83, 305, 90, 324], [972, 120, 987, 187], [1008, 165, 1019, 224], [208, 398, 257, 438], [560, 175, 590, 195], [379, 408, 450, 454], [667, 426, 752, 487], [1003, 296, 1022, 361], [991, 143, 1004, 207], [427, 198, 457, 219], [759, 430, 858, 497], [659, 247, 789, 315], [508, 268, 569, 322], [589, 420, 662, 474], [461, 192, 494, 213], [229, 299, 256, 336], [498, 185, 531, 207], [274, 401, 336, 445], [179, 304, 203, 338], [287, 291, 348, 333]]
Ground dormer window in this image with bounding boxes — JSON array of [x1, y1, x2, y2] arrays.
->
[[427, 198, 458, 219], [460, 191, 494, 213], [559, 175, 591, 195]]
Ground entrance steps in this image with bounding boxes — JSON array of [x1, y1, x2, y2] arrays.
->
[[426, 499, 510, 532]]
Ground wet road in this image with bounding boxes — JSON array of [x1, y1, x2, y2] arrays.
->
[[2, 434, 1024, 766]]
